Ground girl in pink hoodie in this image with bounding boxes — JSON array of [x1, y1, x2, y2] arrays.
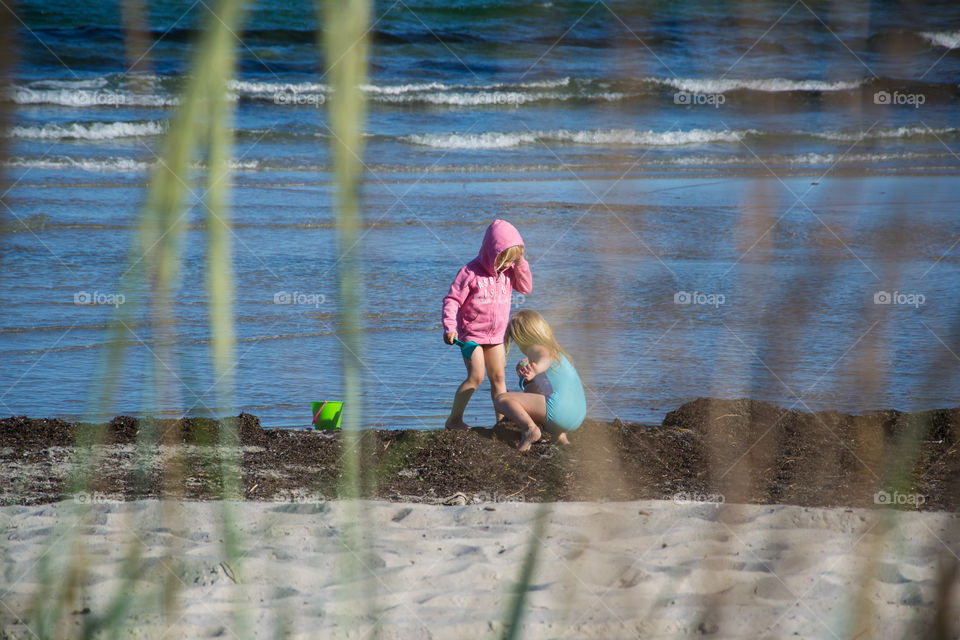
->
[[442, 220, 533, 430]]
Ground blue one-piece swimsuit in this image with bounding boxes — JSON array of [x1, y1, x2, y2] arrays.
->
[[520, 354, 587, 432]]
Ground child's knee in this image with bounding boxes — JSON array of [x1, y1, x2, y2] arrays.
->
[[465, 370, 485, 387]]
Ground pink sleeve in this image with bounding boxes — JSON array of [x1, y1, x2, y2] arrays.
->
[[441, 268, 471, 333], [510, 257, 532, 294]]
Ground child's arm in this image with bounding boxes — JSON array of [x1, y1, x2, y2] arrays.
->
[[509, 247, 532, 294], [516, 345, 554, 381], [441, 267, 470, 340]]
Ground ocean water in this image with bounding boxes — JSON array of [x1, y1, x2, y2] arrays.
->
[[2, 0, 959, 428]]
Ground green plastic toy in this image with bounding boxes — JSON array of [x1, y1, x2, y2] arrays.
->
[[311, 401, 343, 430], [452, 338, 479, 359]]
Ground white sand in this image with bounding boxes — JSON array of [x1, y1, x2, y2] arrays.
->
[[1, 499, 957, 639]]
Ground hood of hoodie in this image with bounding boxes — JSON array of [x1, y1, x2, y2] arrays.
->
[[477, 219, 525, 275]]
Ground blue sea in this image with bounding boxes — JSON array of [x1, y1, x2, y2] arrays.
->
[[2, 1, 959, 428]]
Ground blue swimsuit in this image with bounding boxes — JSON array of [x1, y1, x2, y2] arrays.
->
[[520, 354, 587, 432]]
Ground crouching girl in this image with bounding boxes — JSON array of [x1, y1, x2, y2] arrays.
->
[[494, 310, 586, 451]]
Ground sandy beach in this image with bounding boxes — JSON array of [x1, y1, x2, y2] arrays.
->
[[2, 498, 958, 639]]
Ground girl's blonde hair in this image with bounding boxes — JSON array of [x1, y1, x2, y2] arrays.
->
[[494, 245, 523, 272], [504, 309, 570, 363]]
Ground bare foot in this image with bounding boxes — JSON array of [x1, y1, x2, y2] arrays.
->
[[517, 425, 542, 452], [557, 432, 570, 445], [445, 417, 471, 431]]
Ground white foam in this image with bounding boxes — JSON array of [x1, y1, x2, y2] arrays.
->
[[662, 77, 864, 94], [665, 151, 942, 167], [358, 77, 585, 105], [379, 90, 624, 106], [229, 78, 573, 100], [404, 128, 753, 149], [4, 156, 150, 172], [920, 30, 960, 50], [30, 77, 110, 90], [4, 156, 259, 173], [510, 77, 572, 90], [359, 82, 450, 94], [379, 91, 533, 106], [228, 79, 329, 96], [362, 77, 571, 94], [27, 73, 165, 90], [7, 121, 166, 140], [10, 87, 177, 107], [785, 152, 923, 165], [812, 126, 958, 142], [404, 132, 538, 149], [549, 128, 753, 145]]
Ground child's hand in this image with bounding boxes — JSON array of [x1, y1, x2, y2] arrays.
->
[[444, 331, 457, 345], [516, 358, 535, 381]]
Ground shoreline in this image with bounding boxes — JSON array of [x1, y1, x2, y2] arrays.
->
[[2, 397, 957, 511]]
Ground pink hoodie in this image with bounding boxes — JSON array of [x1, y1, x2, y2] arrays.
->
[[442, 219, 533, 344]]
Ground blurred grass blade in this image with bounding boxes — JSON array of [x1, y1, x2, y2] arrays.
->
[[323, 0, 371, 489], [28, 0, 250, 636], [200, 2, 249, 636], [321, 0, 378, 634], [501, 503, 551, 640]]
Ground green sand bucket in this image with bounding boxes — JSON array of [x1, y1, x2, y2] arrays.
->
[[311, 401, 343, 430]]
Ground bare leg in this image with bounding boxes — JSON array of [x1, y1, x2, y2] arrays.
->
[[482, 343, 507, 422], [557, 432, 570, 445], [517, 424, 542, 452], [446, 347, 485, 430], [494, 392, 547, 452]]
